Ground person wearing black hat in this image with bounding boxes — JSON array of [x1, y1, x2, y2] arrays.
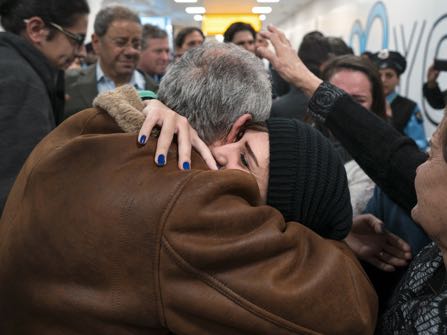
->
[[208, 116, 354, 240], [371, 49, 428, 151]]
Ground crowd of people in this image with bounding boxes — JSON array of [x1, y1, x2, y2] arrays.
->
[[0, 0, 446, 334]]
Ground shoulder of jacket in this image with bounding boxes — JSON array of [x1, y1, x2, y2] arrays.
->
[[392, 95, 417, 109]]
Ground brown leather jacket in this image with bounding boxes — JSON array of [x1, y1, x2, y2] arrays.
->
[[0, 103, 377, 334]]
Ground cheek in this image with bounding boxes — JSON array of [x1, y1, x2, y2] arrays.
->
[[254, 164, 269, 204], [413, 163, 432, 212], [361, 101, 371, 110]]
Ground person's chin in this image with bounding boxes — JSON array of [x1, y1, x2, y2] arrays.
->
[[118, 63, 136, 73], [118, 61, 137, 70], [62, 59, 74, 70], [411, 204, 420, 223]]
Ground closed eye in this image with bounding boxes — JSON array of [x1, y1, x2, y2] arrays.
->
[[240, 153, 249, 168]]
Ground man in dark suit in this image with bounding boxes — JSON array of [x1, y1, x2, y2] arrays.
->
[[65, 5, 157, 119]]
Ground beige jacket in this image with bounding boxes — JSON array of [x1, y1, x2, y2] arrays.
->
[[0, 86, 377, 334]]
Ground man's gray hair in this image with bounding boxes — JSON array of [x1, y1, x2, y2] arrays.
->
[[158, 42, 272, 144], [141, 24, 168, 50], [94, 5, 141, 37]]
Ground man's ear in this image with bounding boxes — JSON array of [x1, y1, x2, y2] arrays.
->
[[91, 33, 101, 55], [24, 16, 48, 44], [225, 114, 252, 143]]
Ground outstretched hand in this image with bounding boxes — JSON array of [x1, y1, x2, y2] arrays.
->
[[138, 100, 218, 171], [256, 25, 322, 96], [345, 214, 412, 272], [426, 64, 440, 87]]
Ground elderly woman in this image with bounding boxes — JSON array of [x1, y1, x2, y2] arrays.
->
[[257, 25, 445, 333]]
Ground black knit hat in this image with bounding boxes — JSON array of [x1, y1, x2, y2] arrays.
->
[[266, 118, 352, 240], [371, 49, 407, 75]]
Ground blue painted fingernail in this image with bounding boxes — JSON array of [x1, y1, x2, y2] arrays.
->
[[157, 154, 165, 166], [183, 162, 190, 170], [138, 135, 147, 144]]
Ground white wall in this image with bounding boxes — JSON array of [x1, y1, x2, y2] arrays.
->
[[277, 0, 447, 136], [86, 0, 103, 41]]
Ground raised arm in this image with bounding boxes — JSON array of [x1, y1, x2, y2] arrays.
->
[[258, 25, 427, 213]]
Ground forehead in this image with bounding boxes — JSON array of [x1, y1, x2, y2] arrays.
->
[[233, 30, 254, 42], [184, 31, 203, 43], [379, 67, 398, 76], [67, 14, 88, 32], [329, 69, 372, 96], [242, 130, 269, 159], [147, 37, 169, 48], [106, 20, 142, 37]]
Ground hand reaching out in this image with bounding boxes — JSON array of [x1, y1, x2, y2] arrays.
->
[[256, 25, 322, 96], [426, 64, 440, 88], [345, 214, 412, 272]]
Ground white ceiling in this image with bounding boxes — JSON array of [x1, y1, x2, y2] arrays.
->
[[101, 0, 313, 29]]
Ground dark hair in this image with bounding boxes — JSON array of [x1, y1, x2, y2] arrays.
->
[[94, 5, 140, 37], [85, 42, 94, 53], [223, 22, 256, 43], [327, 36, 353, 56], [322, 55, 386, 118], [303, 30, 324, 39], [141, 24, 168, 50], [298, 34, 332, 78], [361, 51, 374, 61], [0, 0, 89, 34], [238, 121, 268, 139], [175, 27, 204, 49]]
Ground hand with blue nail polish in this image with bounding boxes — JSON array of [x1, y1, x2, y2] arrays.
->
[[138, 135, 147, 145], [138, 100, 218, 170], [157, 154, 165, 166]]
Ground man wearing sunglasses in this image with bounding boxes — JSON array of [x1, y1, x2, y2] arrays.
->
[[0, 0, 90, 215], [64, 5, 158, 120]]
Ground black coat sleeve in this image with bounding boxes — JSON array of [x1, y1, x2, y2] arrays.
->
[[423, 82, 447, 109], [308, 83, 427, 214]]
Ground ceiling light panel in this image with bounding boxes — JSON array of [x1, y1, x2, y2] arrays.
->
[[252, 6, 272, 14], [185, 6, 206, 14]]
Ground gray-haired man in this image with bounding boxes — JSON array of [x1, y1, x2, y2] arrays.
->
[[64, 5, 158, 119]]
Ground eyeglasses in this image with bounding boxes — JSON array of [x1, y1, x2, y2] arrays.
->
[[48, 22, 86, 47]]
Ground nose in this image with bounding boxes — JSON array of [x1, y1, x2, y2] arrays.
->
[[123, 44, 141, 56], [212, 143, 241, 170], [162, 51, 169, 62]]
